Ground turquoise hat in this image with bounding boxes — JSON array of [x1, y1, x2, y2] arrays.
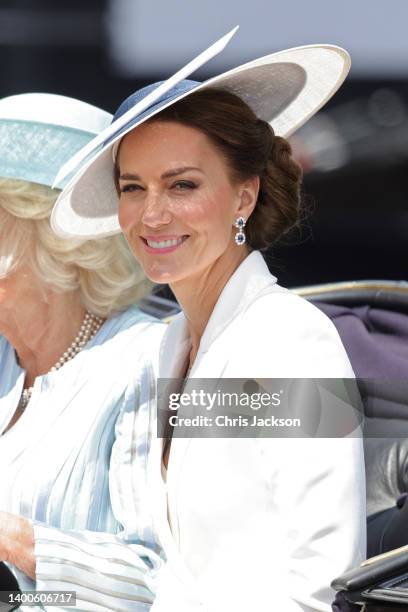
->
[[0, 93, 112, 189]]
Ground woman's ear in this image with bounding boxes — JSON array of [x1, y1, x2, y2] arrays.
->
[[236, 176, 260, 220]]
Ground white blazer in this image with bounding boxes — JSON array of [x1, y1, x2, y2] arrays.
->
[[150, 251, 366, 612]]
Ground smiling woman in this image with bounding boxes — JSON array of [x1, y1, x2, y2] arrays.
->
[[115, 88, 300, 297], [52, 42, 364, 612], [116, 119, 257, 287]]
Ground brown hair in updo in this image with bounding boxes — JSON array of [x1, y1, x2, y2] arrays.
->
[[146, 88, 303, 250]]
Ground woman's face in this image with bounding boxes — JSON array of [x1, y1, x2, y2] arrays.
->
[[117, 121, 258, 285]]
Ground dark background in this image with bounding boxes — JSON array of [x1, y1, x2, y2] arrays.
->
[[2, 1, 407, 288]]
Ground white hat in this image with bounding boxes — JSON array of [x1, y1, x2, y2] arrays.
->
[[0, 93, 112, 188], [51, 28, 350, 239]]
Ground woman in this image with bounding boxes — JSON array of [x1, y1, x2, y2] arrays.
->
[[52, 40, 366, 611], [0, 93, 165, 609]]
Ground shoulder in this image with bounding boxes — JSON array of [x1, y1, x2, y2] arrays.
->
[[92, 305, 166, 377], [240, 283, 337, 334], [100, 305, 166, 348], [233, 286, 354, 377], [105, 305, 165, 334]]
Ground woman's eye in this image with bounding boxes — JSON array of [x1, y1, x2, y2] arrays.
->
[[120, 184, 143, 193], [172, 181, 197, 191]]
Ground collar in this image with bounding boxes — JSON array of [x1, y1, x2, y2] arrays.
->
[[159, 251, 277, 378]]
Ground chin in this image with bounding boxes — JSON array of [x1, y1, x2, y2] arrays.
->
[[146, 262, 192, 286], [144, 266, 177, 284]]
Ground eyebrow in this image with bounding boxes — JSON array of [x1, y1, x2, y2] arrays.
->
[[119, 166, 203, 181]]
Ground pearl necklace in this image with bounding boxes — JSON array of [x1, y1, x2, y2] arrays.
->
[[18, 311, 104, 411]]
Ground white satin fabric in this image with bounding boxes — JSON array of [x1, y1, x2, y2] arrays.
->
[[151, 251, 366, 612]]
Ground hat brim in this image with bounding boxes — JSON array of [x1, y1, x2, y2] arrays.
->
[[52, 44, 350, 239], [0, 120, 97, 189]]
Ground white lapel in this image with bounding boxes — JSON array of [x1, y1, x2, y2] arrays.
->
[[150, 252, 280, 591], [158, 252, 277, 379], [159, 311, 190, 379], [192, 251, 277, 373], [156, 252, 278, 537], [155, 311, 192, 556]]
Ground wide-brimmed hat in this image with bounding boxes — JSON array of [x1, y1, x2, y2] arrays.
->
[[51, 28, 350, 239], [0, 92, 112, 189]]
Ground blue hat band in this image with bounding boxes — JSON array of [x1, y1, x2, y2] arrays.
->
[[105, 79, 201, 150]]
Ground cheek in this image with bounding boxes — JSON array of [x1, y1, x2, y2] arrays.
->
[[118, 200, 139, 234], [185, 186, 235, 231], [194, 189, 235, 241]]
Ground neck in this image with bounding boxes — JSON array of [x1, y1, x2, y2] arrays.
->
[[0, 289, 87, 387], [170, 247, 249, 366]]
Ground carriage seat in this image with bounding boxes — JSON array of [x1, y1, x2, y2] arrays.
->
[[295, 280, 408, 558]]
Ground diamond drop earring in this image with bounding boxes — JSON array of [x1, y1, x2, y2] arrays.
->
[[234, 216, 246, 246]]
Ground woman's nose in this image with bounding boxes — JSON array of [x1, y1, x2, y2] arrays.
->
[[141, 192, 172, 227]]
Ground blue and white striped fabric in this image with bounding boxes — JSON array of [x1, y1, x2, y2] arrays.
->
[[0, 306, 166, 611]]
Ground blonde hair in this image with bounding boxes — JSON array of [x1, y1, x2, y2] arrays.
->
[[0, 178, 152, 317]]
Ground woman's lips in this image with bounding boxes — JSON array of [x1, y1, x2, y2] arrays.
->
[[141, 235, 189, 254]]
